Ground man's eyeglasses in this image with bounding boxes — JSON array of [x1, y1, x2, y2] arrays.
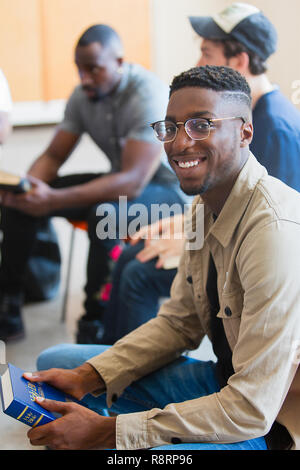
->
[[150, 116, 245, 143]]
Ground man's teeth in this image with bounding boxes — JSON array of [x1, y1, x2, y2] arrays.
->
[[178, 160, 200, 168]]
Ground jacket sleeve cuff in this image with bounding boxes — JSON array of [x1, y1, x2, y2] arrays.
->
[[116, 411, 150, 450], [86, 355, 133, 407], [115, 410, 179, 450]]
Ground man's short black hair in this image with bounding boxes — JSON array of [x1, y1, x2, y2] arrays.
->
[[170, 65, 252, 109], [77, 24, 123, 55]]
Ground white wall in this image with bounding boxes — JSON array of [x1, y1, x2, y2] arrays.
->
[[150, 0, 300, 109]]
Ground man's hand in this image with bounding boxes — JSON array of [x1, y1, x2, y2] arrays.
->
[[129, 214, 185, 246], [136, 238, 185, 269], [129, 214, 185, 269], [1, 175, 59, 216], [27, 398, 116, 450], [24, 364, 113, 449], [23, 363, 105, 401]]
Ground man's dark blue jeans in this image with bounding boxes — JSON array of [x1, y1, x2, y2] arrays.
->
[[100, 242, 177, 344]]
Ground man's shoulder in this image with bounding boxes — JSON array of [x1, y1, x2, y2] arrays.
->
[[124, 63, 168, 96], [254, 89, 300, 132], [67, 85, 85, 103], [126, 63, 165, 83], [228, 174, 300, 265], [251, 174, 300, 226], [119, 64, 169, 117]]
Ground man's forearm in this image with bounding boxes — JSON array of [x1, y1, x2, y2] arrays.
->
[[74, 362, 106, 396], [48, 169, 143, 210], [75, 363, 117, 449], [28, 128, 79, 181], [27, 153, 61, 182]]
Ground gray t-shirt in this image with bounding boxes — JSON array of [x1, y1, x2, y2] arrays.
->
[[59, 63, 177, 186]]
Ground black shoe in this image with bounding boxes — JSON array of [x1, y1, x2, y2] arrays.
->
[[0, 293, 25, 341], [76, 317, 105, 344]]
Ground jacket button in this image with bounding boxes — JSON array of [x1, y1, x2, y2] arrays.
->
[[171, 437, 182, 444], [224, 306, 232, 317], [111, 393, 118, 402], [186, 276, 193, 284]]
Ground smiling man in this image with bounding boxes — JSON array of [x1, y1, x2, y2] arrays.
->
[[90, 2, 300, 347], [0, 24, 184, 342], [26, 66, 300, 451], [159, 83, 251, 203]]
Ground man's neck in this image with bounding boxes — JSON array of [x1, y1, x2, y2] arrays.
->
[[246, 73, 275, 109], [201, 152, 250, 216]]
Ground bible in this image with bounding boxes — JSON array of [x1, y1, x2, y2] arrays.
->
[[0, 170, 31, 193], [0, 363, 77, 428]]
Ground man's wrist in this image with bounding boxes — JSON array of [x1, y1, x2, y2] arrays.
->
[[74, 363, 106, 396], [48, 187, 65, 212], [99, 416, 117, 449]]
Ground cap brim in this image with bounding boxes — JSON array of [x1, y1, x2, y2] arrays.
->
[[189, 16, 228, 40]]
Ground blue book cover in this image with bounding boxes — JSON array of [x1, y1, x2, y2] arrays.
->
[[0, 363, 77, 428]]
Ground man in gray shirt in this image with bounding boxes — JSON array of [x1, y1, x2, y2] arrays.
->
[[0, 25, 183, 342]]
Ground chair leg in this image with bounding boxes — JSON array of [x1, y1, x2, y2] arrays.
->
[[61, 225, 76, 322]]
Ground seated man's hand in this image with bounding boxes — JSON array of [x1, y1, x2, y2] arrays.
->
[[129, 214, 185, 269], [23, 363, 105, 401], [136, 237, 185, 269], [27, 398, 116, 450], [129, 214, 185, 245], [1, 175, 58, 216]]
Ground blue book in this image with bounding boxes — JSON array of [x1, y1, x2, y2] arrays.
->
[[0, 363, 77, 428]]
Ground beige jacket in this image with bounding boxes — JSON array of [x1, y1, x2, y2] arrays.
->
[[88, 153, 300, 450]]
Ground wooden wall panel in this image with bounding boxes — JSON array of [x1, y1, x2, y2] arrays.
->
[[42, 0, 151, 100], [0, 0, 151, 102], [0, 0, 43, 101]]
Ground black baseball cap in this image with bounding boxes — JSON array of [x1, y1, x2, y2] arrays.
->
[[189, 2, 277, 61]]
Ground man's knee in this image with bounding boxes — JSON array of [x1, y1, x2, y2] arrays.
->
[[121, 258, 154, 293], [37, 344, 76, 371], [37, 343, 110, 371]]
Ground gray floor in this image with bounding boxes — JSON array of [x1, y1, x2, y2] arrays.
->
[[0, 125, 215, 450]]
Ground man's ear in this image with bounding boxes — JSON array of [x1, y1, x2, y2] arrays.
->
[[240, 121, 253, 148], [228, 52, 250, 75]]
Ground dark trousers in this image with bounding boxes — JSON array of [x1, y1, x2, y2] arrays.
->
[[101, 242, 177, 344], [0, 173, 184, 317]]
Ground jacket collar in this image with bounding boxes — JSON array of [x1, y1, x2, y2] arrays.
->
[[204, 152, 267, 247]]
